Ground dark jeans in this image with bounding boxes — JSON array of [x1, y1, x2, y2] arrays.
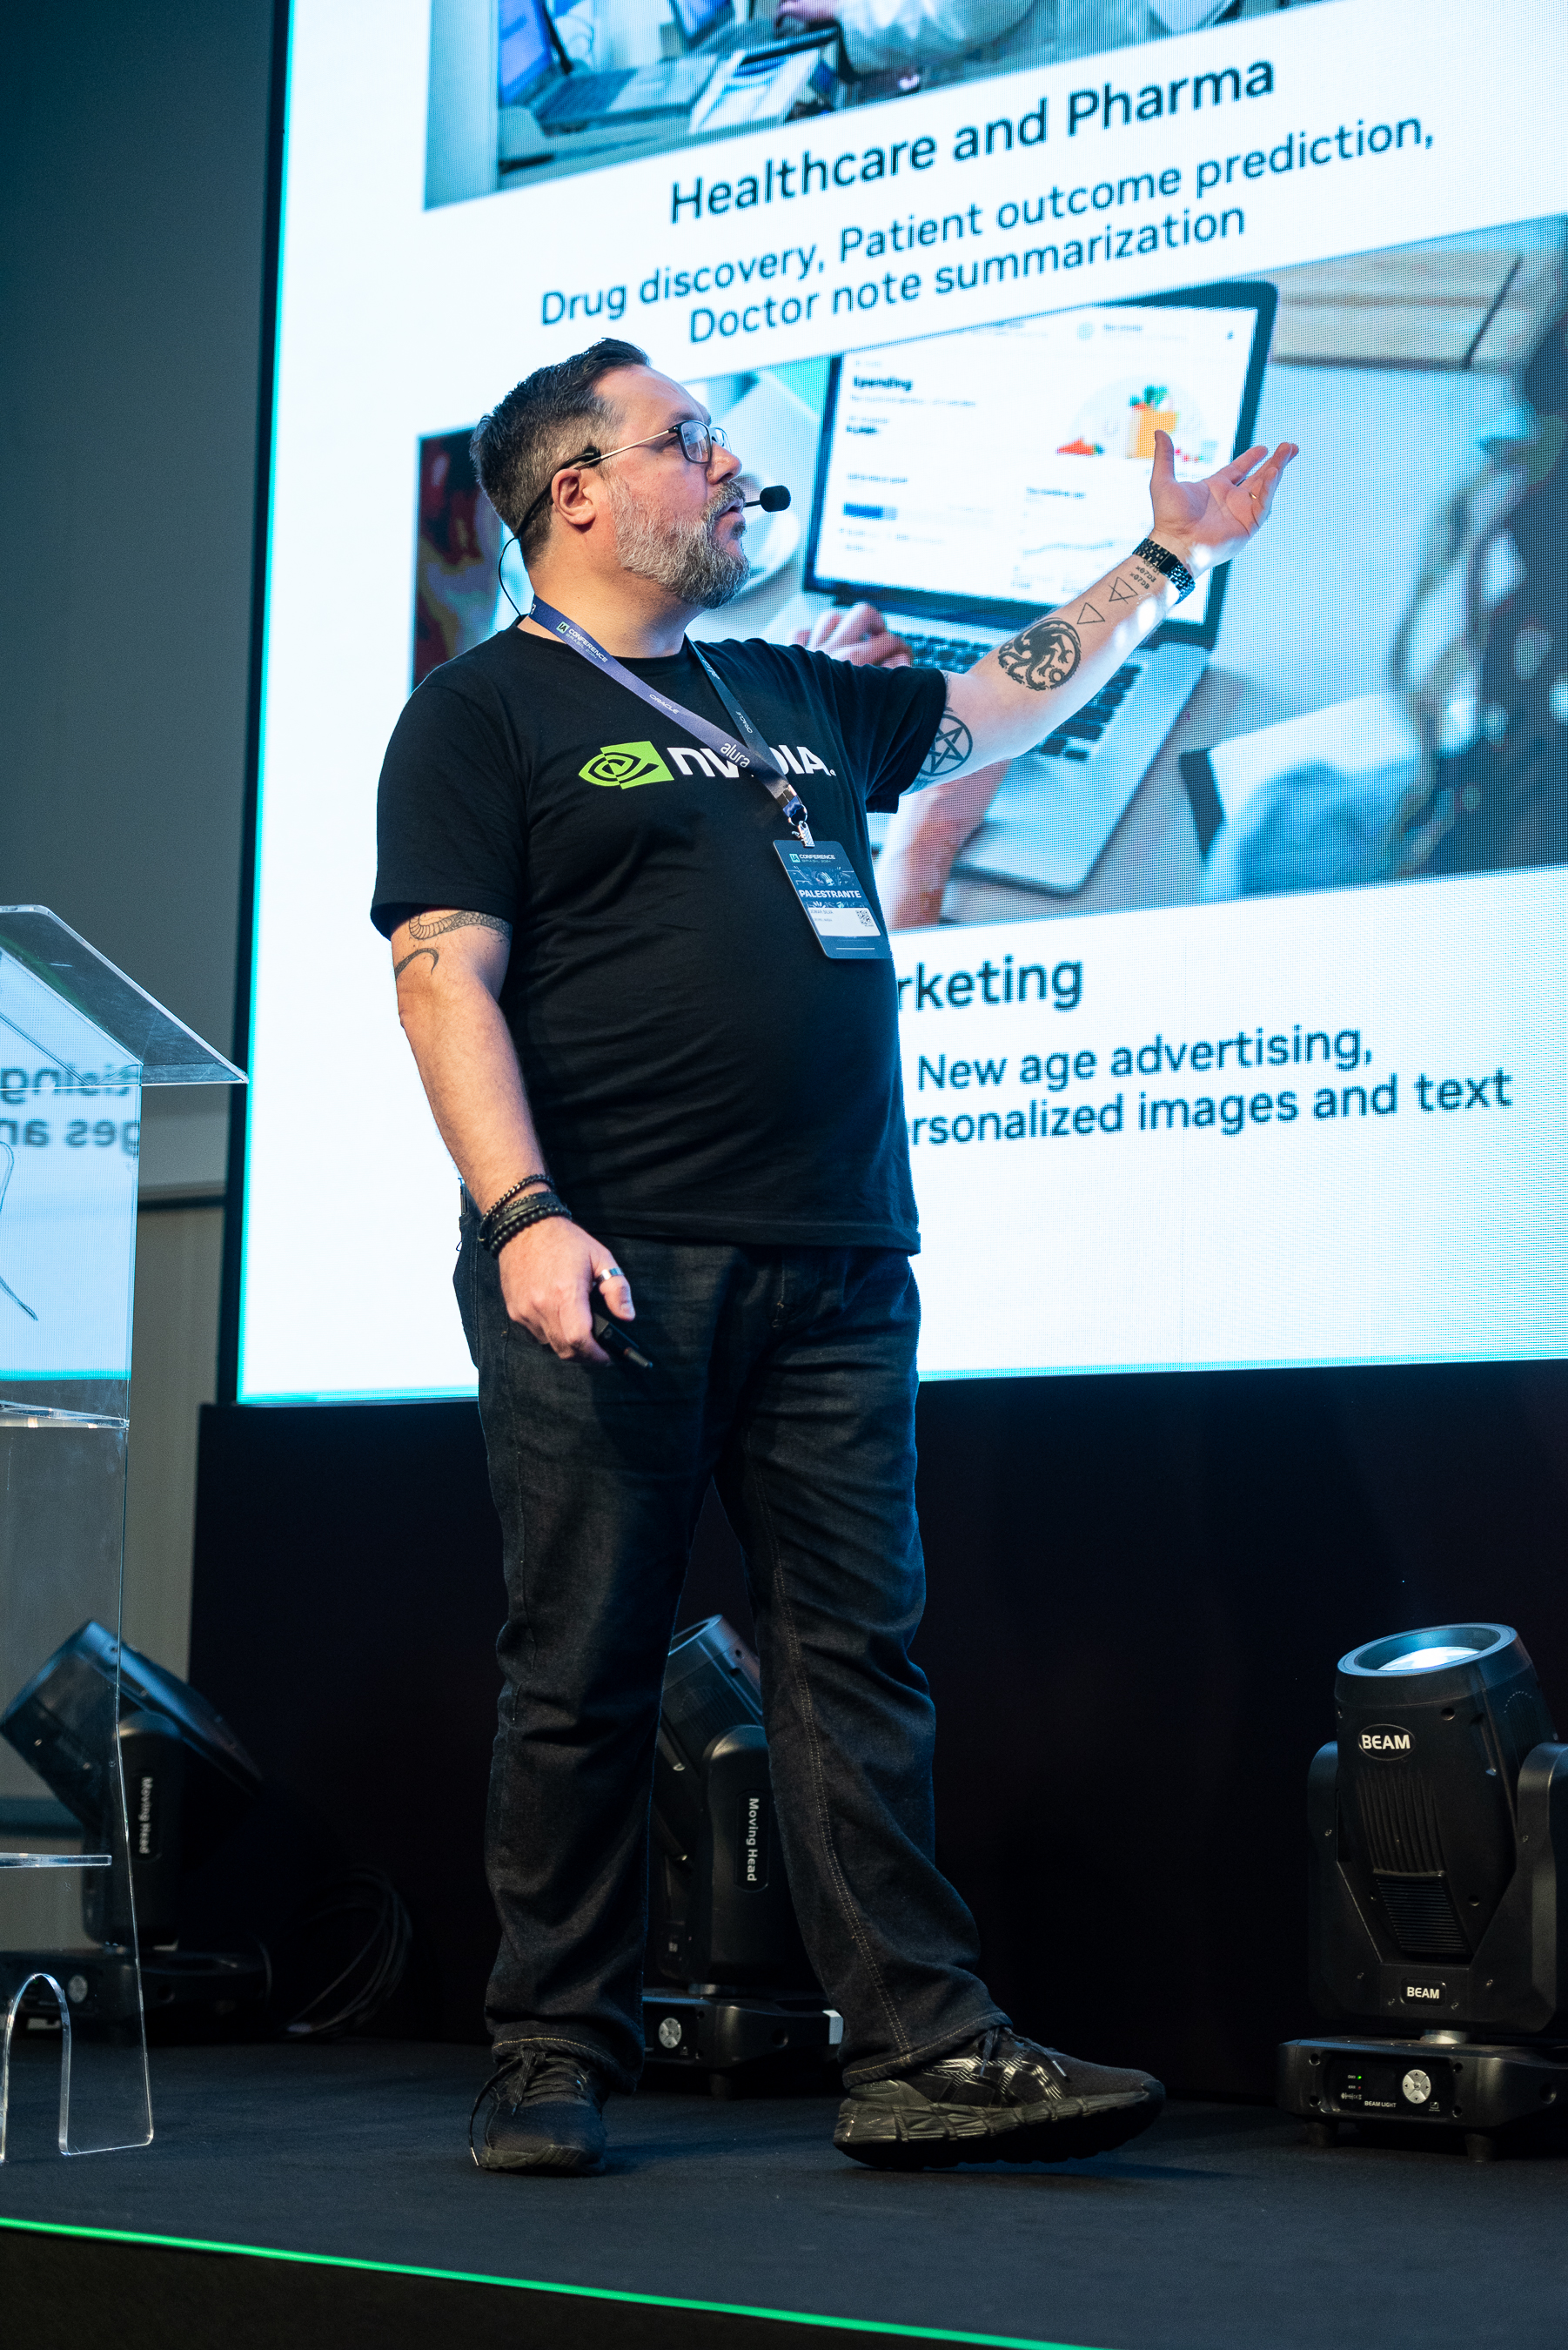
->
[[455, 1204, 1004, 2092]]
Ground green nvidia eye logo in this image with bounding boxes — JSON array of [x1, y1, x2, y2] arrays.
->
[[580, 740, 673, 789]]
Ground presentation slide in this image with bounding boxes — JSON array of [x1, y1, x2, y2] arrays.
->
[[238, 0, 1568, 1400], [811, 301, 1254, 619]]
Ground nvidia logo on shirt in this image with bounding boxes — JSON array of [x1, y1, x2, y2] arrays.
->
[[580, 739, 837, 789], [580, 741, 673, 789]]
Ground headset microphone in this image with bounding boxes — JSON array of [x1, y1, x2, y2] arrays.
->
[[743, 485, 791, 512]]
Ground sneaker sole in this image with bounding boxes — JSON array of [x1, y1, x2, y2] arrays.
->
[[473, 2139, 606, 2176], [834, 2086, 1163, 2171]]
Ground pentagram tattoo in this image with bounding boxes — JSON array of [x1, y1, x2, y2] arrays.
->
[[917, 709, 974, 781], [996, 618, 1082, 692]]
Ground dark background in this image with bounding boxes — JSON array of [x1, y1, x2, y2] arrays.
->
[[188, 1359, 1568, 2096], [1, 0, 272, 1060]]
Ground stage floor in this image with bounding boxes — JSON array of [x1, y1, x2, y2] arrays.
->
[[1, 2039, 1565, 2349]]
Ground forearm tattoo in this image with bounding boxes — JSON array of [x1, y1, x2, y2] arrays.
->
[[995, 617, 1082, 692], [393, 908, 512, 980], [917, 706, 974, 781], [1105, 558, 1163, 605]]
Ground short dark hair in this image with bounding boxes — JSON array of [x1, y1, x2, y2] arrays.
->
[[471, 339, 650, 561]]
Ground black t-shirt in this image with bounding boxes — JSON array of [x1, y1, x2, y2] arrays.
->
[[372, 626, 945, 1251]]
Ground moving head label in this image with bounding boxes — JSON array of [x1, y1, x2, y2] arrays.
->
[[1359, 1726, 1415, 1757], [737, 1791, 770, 1888]]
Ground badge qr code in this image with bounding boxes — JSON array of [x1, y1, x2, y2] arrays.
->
[[813, 905, 879, 936]]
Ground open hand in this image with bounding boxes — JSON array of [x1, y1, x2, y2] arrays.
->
[[497, 1214, 634, 1365], [793, 599, 912, 667], [1149, 430, 1298, 573]]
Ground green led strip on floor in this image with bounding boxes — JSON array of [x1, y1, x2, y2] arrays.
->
[[0, 2213, 1102, 2349]]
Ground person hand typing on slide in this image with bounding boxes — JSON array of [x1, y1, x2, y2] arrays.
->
[[772, 0, 841, 30], [388, 907, 633, 1366], [790, 599, 913, 667], [771, 0, 1149, 85], [875, 430, 1299, 925]]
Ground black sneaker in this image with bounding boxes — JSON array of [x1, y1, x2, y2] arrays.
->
[[470, 2049, 610, 2175], [834, 2028, 1164, 2170]]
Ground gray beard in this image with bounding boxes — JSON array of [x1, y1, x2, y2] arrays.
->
[[609, 480, 750, 609]]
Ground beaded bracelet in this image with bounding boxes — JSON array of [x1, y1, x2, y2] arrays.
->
[[479, 1172, 553, 1245], [1133, 537, 1196, 603], [482, 1192, 573, 1258]]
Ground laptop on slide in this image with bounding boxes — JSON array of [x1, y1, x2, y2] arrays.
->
[[499, 0, 714, 152], [795, 282, 1277, 894], [499, 0, 834, 160]]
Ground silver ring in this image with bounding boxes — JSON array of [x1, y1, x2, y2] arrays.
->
[[600, 1266, 623, 1281]]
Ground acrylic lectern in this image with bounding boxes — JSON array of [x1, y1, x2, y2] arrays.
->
[[0, 907, 242, 2158]]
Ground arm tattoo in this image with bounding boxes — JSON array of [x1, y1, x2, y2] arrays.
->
[[1106, 561, 1162, 605], [917, 705, 974, 781], [393, 909, 511, 982], [995, 617, 1082, 692], [408, 910, 511, 943]]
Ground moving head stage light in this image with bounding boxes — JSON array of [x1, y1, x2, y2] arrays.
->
[[1, 1621, 265, 2031], [1278, 1622, 1568, 2161], [645, 1616, 843, 2092]]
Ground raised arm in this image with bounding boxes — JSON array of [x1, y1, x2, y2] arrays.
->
[[390, 908, 632, 1362], [918, 433, 1298, 785]]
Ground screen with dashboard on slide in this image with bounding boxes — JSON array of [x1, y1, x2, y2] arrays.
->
[[237, 0, 1568, 1400]]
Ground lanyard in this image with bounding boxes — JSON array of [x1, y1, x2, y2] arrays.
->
[[527, 595, 814, 844]]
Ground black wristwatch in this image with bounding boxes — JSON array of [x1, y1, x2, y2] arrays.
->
[[1133, 537, 1196, 603]]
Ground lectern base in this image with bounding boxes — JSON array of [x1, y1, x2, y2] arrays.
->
[[5, 1948, 267, 2036]]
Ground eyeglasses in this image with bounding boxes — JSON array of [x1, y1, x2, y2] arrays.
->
[[593, 419, 731, 470], [517, 420, 731, 543]]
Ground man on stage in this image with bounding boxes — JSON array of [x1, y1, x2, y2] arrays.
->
[[372, 337, 1295, 2175]]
